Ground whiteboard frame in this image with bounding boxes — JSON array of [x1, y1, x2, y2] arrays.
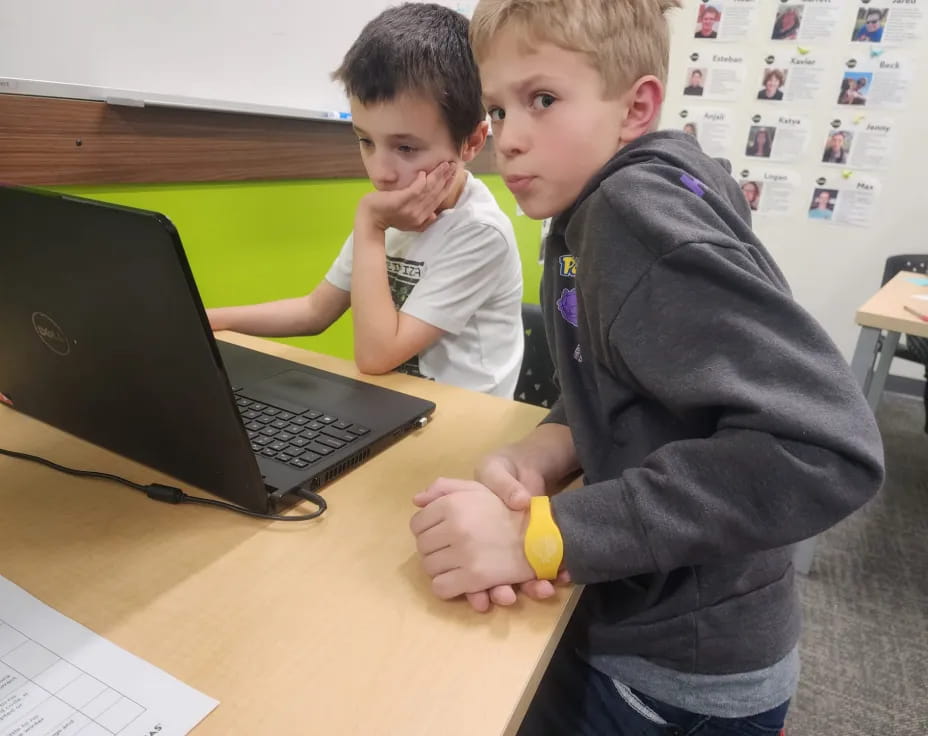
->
[[0, 77, 352, 123]]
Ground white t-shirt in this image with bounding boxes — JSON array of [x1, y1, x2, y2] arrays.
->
[[325, 173, 523, 398]]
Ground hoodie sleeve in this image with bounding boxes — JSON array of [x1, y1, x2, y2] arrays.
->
[[540, 397, 568, 427], [550, 241, 885, 584]]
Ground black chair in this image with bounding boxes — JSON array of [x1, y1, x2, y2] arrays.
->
[[881, 253, 928, 287], [881, 254, 928, 432], [514, 303, 560, 409]]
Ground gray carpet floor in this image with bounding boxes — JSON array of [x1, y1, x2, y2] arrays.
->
[[787, 392, 928, 735]]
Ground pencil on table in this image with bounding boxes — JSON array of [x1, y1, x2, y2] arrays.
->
[[903, 305, 928, 322]]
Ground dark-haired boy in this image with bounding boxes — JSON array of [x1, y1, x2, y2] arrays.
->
[[209, 4, 523, 397]]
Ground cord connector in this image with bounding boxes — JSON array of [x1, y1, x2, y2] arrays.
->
[[145, 483, 185, 504]]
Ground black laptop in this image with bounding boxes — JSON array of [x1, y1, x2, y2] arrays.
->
[[0, 186, 436, 512]]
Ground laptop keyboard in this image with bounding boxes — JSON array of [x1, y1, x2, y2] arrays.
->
[[234, 395, 369, 470]]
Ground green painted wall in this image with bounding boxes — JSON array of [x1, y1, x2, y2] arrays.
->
[[56, 176, 543, 360]]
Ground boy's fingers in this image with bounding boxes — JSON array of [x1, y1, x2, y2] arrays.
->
[[466, 591, 491, 612], [412, 487, 446, 507], [420, 162, 446, 187], [409, 503, 445, 536], [411, 169, 429, 192], [416, 213, 438, 232], [421, 548, 459, 578], [412, 490, 433, 507], [480, 464, 532, 511], [412, 483, 444, 507], [440, 166, 458, 196], [426, 161, 455, 194], [505, 485, 532, 511], [489, 585, 518, 606], [519, 580, 557, 600], [518, 570, 572, 600], [465, 580, 564, 612], [432, 569, 468, 600], [429, 160, 453, 178], [415, 522, 452, 557], [413, 477, 481, 507]]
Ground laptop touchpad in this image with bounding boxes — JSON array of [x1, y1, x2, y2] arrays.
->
[[247, 369, 356, 414]]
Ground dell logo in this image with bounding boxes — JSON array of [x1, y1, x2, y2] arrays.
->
[[32, 312, 71, 356]]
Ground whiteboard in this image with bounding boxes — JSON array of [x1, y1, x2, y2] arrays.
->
[[0, 0, 477, 120]]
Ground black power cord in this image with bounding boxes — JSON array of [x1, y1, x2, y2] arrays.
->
[[0, 447, 326, 521]]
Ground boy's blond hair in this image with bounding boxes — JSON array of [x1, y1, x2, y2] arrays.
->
[[470, 0, 680, 97]]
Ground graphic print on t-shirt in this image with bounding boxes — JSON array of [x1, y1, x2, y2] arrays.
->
[[386, 255, 429, 379]]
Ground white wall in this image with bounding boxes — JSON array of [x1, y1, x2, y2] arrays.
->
[[663, 0, 928, 375]]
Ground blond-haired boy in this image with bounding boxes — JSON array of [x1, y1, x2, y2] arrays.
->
[[411, 0, 883, 732]]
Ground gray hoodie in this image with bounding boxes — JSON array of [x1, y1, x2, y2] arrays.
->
[[543, 131, 884, 675]]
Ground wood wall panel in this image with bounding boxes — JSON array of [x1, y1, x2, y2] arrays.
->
[[0, 94, 497, 185]]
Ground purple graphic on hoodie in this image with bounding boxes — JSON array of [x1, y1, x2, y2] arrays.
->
[[680, 173, 705, 197], [557, 288, 578, 327]]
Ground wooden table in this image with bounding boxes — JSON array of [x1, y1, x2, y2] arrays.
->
[[793, 271, 928, 574], [0, 333, 580, 736], [850, 270, 928, 410]]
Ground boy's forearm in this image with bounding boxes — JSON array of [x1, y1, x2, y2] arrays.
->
[[350, 224, 402, 373], [208, 296, 321, 337]]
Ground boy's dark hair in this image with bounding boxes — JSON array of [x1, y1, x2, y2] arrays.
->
[[332, 3, 483, 146]]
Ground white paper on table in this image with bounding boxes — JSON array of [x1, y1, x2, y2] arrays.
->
[[0, 575, 217, 736]]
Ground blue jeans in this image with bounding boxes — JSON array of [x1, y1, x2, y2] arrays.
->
[[517, 631, 789, 736]]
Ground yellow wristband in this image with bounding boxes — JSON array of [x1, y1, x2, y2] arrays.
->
[[523, 496, 564, 580]]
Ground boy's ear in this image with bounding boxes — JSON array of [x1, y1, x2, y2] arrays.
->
[[459, 120, 489, 163], [619, 76, 664, 143]]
